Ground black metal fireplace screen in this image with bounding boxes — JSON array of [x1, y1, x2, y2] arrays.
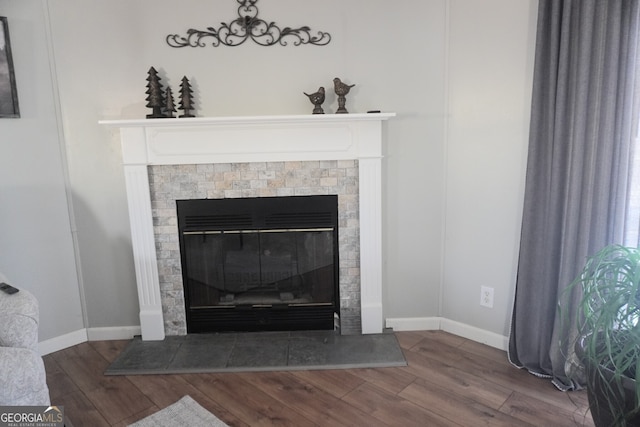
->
[[177, 195, 339, 333]]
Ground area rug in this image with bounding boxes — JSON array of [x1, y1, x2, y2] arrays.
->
[[128, 396, 228, 427], [106, 330, 407, 375]]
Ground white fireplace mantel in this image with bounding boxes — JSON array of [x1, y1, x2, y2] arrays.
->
[[101, 113, 394, 340]]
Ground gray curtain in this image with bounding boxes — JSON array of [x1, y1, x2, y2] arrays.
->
[[508, 0, 640, 390]]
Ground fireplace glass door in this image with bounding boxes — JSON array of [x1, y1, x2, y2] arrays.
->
[[183, 229, 335, 307]]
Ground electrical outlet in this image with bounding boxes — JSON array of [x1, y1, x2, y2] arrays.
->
[[480, 286, 494, 308]]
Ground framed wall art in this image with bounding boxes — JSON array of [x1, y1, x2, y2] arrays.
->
[[0, 17, 19, 118]]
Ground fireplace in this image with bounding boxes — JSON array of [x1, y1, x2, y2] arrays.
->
[[101, 113, 394, 340], [178, 195, 339, 332]]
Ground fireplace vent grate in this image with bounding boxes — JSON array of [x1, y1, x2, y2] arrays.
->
[[265, 212, 334, 229], [177, 196, 338, 232], [184, 214, 253, 231]]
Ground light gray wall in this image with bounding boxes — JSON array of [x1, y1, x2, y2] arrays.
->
[[0, 0, 537, 344], [442, 0, 537, 335], [0, 1, 84, 342]]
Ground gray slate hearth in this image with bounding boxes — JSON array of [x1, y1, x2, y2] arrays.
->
[[105, 330, 406, 375]]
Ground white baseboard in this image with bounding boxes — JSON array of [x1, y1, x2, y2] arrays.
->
[[86, 326, 141, 341], [39, 329, 88, 356], [385, 317, 508, 351], [38, 326, 142, 356], [385, 317, 442, 331], [439, 318, 508, 350]]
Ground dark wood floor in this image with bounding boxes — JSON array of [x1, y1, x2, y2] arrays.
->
[[43, 330, 595, 427]]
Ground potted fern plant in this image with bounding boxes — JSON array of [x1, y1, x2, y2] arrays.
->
[[569, 244, 640, 426]]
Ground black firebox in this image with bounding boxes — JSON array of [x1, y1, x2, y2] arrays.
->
[[177, 195, 339, 333]]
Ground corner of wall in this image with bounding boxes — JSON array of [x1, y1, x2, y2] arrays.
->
[[38, 326, 142, 356], [385, 316, 508, 351], [39, 329, 87, 356]]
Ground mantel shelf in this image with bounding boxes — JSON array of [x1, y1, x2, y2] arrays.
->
[[99, 112, 395, 128]]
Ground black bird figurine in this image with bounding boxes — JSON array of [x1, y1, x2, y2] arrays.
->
[[333, 77, 355, 114], [304, 86, 326, 114]]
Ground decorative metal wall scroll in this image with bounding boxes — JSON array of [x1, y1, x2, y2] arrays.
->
[[166, 0, 331, 48]]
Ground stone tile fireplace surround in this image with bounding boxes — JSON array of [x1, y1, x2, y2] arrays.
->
[[101, 113, 394, 340]]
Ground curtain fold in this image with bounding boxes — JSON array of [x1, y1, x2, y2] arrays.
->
[[508, 0, 640, 390]]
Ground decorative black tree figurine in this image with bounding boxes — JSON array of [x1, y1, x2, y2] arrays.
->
[[304, 86, 325, 114], [164, 86, 176, 118], [145, 66, 166, 119], [179, 76, 195, 118], [333, 77, 355, 114]]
